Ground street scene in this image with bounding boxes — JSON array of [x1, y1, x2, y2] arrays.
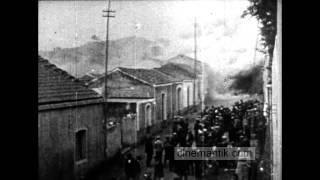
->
[[38, 1, 281, 180]]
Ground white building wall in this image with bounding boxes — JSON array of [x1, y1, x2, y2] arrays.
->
[[182, 81, 194, 108], [271, 1, 282, 179]]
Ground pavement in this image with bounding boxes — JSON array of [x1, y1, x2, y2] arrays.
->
[[93, 112, 199, 180], [93, 110, 261, 180]]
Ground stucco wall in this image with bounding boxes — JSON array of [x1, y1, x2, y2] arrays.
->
[[155, 85, 173, 123], [106, 102, 137, 156], [106, 125, 121, 159], [182, 81, 194, 108], [38, 103, 105, 180]]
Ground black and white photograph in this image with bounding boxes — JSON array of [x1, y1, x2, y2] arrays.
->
[[38, 0, 281, 180]]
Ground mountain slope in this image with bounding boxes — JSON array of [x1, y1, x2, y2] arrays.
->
[[39, 36, 169, 77]]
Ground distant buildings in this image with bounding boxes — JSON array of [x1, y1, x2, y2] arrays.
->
[[155, 62, 198, 110], [167, 54, 208, 108], [38, 54, 208, 180]]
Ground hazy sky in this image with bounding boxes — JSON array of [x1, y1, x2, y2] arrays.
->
[[39, 0, 263, 74]]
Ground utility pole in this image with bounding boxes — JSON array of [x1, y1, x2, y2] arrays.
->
[[193, 17, 197, 108], [102, 0, 115, 159]]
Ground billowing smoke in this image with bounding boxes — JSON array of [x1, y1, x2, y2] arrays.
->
[[203, 60, 264, 107], [229, 61, 264, 95]]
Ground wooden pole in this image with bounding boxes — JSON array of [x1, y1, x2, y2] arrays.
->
[[102, 0, 115, 160], [193, 17, 197, 108]]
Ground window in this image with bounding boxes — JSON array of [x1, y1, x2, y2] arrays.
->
[[177, 87, 182, 112], [75, 129, 87, 162], [161, 93, 167, 120], [187, 87, 190, 108], [145, 104, 152, 127]]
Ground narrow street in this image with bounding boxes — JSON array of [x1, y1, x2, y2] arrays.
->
[[92, 99, 265, 180], [94, 112, 199, 180]]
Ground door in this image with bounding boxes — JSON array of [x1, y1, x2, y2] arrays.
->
[[161, 93, 167, 120], [145, 104, 152, 127], [177, 87, 182, 113]]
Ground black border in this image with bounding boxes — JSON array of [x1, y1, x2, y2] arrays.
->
[[2, 0, 306, 179]]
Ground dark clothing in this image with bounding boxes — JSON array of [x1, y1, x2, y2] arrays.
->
[[145, 138, 154, 155], [175, 159, 188, 180], [186, 132, 194, 145], [194, 122, 200, 138], [154, 162, 164, 180], [145, 138, 154, 167], [164, 141, 172, 160], [249, 161, 258, 180], [124, 157, 141, 180], [154, 140, 164, 163], [194, 161, 203, 180], [146, 153, 153, 167]]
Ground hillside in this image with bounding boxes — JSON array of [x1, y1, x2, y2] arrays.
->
[[39, 36, 169, 77]]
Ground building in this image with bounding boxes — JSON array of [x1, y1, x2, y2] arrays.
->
[[167, 54, 209, 109], [38, 56, 105, 180], [271, 1, 282, 179], [79, 72, 103, 86], [105, 69, 156, 144], [262, 1, 281, 180], [155, 62, 197, 113], [89, 67, 182, 141]]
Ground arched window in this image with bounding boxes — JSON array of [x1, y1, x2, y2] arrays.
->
[[161, 93, 167, 120], [176, 87, 182, 112], [145, 103, 152, 128], [187, 87, 190, 108]]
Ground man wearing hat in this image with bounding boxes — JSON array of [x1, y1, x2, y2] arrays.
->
[[154, 136, 164, 163], [163, 136, 174, 170], [194, 120, 201, 140]]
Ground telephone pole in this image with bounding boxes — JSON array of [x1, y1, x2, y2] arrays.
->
[[193, 17, 197, 107], [102, 0, 115, 159]]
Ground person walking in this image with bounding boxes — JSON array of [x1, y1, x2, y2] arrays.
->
[[164, 136, 173, 169], [124, 153, 141, 180], [154, 136, 164, 163], [145, 135, 154, 167], [153, 159, 164, 180], [194, 160, 203, 180], [194, 120, 201, 140]]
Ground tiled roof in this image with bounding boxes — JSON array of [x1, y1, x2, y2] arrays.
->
[[38, 56, 101, 104], [117, 67, 180, 85], [107, 87, 153, 99], [155, 63, 196, 80], [79, 74, 95, 84], [167, 54, 203, 74], [87, 70, 154, 98], [107, 70, 154, 98]]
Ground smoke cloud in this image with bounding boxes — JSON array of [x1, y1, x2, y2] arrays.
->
[[228, 61, 264, 95]]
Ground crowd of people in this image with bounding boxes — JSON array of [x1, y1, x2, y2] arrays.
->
[[123, 99, 267, 180]]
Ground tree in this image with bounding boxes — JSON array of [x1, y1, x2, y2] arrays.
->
[[242, 0, 277, 58]]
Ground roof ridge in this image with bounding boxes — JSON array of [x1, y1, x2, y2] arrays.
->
[[39, 55, 81, 83], [38, 56, 102, 105], [114, 68, 153, 86], [152, 68, 179, 81], [168, 54, 203, 64], [160, 63, 196, 77]]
